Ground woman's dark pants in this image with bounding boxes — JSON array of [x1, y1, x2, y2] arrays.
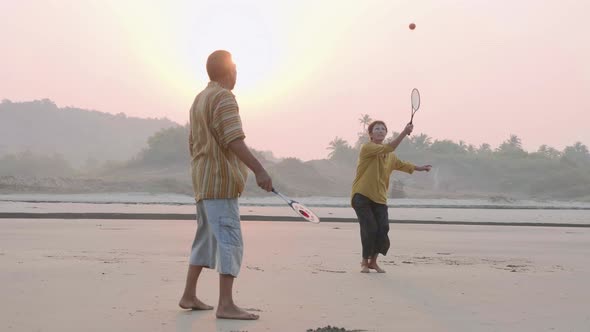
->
[[352, 193, 390, 259]]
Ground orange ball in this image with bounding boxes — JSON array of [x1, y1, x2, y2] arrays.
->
[[409, 23, 416, 30]]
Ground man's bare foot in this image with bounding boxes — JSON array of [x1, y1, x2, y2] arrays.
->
[[368, 264, 386, 273], [216, 304, 260, 320], [179, 296, 214, 310]]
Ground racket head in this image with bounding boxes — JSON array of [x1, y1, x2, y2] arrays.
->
[[411, 88, 421, 111], [290, 201, 320, 223]]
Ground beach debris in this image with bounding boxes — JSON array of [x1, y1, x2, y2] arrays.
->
[[316, 268, 346, 273], [489, 195, 514, 203], [505, 264, 528, 272], [246, 265, 264, 272], [307, 325, 365, 332]]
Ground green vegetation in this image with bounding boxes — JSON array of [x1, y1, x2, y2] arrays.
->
[[1, 104, 588, 200]]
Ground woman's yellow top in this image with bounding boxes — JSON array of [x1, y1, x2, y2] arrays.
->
[[351, 142, 415, 205]]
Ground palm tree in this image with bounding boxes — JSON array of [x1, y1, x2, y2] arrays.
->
[[497, 134, 526, 156], [508, 134, 522, 149], [430, 139, 466, 154], [537, 144, 561, 159], [563, 142, 590, 164], [566, 142, 589, 155], [478, 143, 493, 155], [410, 133, 432, 151], [458, 140, 468, 153], [358, 114, 372, 131], [355, 114, 373, 149], [327, 137, 351, 159]]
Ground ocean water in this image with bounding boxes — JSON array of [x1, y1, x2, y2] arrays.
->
[[1, 192, 589, 209]]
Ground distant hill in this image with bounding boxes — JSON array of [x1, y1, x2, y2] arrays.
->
[[0, 99, 179, 166], [1, 101, 589, 201]]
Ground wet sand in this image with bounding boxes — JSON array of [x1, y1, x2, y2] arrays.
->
[[2, 201, 590, 226]]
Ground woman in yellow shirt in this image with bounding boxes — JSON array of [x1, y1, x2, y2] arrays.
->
[[351, 120, 432, 273]]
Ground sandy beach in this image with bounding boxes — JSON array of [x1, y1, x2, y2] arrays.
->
[[1, 218, 589, 332]]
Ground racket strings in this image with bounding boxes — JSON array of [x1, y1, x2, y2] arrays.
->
[[410, 88, 421, 124]]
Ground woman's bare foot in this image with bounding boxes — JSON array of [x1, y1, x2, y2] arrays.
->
[[360, 261, 370, 273], [179, 296, 214, 310], [216, 304, 259, 320], [368, 263, 386, 273]]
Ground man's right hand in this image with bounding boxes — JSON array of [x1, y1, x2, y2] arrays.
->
[[255, 170, 273, 192], [228, 139, 273, 192]]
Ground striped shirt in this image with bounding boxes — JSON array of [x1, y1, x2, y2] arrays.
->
[[351, 142, 415, 205], [189, 81, 248, 201]]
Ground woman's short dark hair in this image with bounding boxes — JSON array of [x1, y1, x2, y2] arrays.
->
[[368, 120, 388, 135]]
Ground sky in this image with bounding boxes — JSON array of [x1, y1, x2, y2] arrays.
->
[[1, 0, 589, 161]]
